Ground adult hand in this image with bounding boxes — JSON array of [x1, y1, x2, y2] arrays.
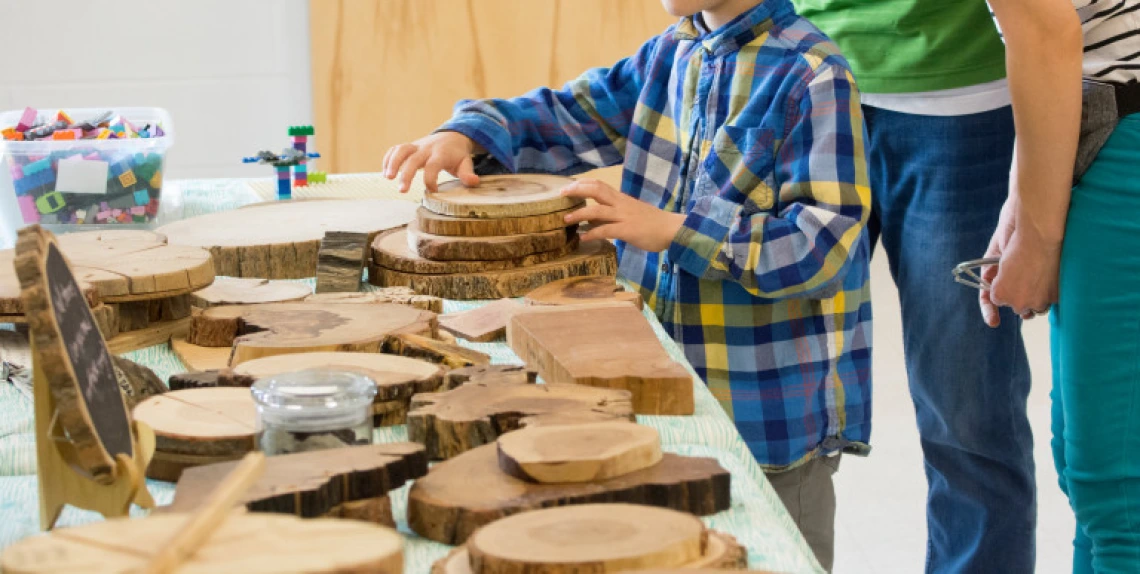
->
[[562, 179, 685, 253], [980, 197, 1062, 327], [382, 131, 482, 193]]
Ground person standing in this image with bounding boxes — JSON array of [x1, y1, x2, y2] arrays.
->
[[789, 1, 1037, 571]]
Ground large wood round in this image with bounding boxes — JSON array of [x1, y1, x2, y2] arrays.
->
[[467, 504, 706, 574], [415, 206, 575, 237], [232, 352, 445, 402], [191, 277, 312, 308], [0, 513, 404, 574], [407, 443, 731, 545], [131, 388, 257, 458], [370, 239, 618, 300], [185, 302, 437, 366], [157, 199, 418, 279], [524, 275, 643, 309], [0, 247, 102, 316], [496, 422, 662, 484], [54, 230, 215, 301], [372, 228, 579, 275], [422, 174, 582, 218], [408, 222, 576, 262]]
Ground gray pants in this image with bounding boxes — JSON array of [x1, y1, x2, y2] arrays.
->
[[765, 454, 840, 572]]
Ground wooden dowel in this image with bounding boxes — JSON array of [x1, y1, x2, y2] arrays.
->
[[142, 451, 267, 574]]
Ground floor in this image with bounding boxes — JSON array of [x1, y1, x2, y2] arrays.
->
[[833, 255, 1075, 573]]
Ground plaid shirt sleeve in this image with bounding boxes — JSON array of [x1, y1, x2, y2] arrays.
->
[[668, 64, 870, 300], [437, 36, 661, 176]]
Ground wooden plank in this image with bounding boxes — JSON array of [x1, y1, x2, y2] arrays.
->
[[372, 228, 579, 275], [408, 222, 576, 262], [105, 317, 191, 355], [439, 299, 524, 342], [495, 422, 662, 483], [524, 275, 643, 309], [508, 303, 694, 415], [315, 231, 369, 293]]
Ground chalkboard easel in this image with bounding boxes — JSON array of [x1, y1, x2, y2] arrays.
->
[[13, 226, 156, 530]]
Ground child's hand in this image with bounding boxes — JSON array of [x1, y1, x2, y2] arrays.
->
[[382, 131, 483, 193], [562, 179, 685, 253]]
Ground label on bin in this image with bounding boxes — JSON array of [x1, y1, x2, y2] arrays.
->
[[55, 158, 109, 194]]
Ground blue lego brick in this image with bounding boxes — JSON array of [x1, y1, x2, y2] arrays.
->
[[21, 158, 52, 177], [134, 190, 150, 205]]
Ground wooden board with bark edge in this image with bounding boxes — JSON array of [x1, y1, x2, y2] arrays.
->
[[305, 287, 443, 313], [164, 443, 427, 520], [131, 388, 258, 459], [509, 302, 694, 415], [0, 513, 405, 574], [53, 230, 215, 302], [407, 382, 634, 460], [383, 333, 491, 369], [232, 352, 445, 402], [407, 443, 730, 545], [467, 503, 706, 574], [156, 198, 418, 279], [422, 174, 582, 218], [524, 275, 643, 310], [496, 422, 663, 484], [416, 205, 576, 237], [190, 277, 311, 308], [371, 227, 580, 275], [441, 364, 537, 390], [315, 230, 370, 293], [370, 238, 618, 300], [408, 221, 576, 262], [439, 299, 525, 342], [185, 302, 437, 367]]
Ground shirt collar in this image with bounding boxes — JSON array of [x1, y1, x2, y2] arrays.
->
[[673, 0, 788, 56]]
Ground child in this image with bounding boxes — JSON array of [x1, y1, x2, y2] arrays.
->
[[385, 0, 871, 569]]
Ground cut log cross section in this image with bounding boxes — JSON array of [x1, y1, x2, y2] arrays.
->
[[371, 228, 580, 275], [524, 275, 643, 309], [315, 231, 370, 293], [495, 422, 663, 484], [190, 277, 311, 308], [407, 222, 576, 262], [421, 174, 582, 218], [415, 206, 576, 237]]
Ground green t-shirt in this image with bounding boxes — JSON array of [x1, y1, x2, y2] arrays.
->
[[791, 0, 1007, 94]]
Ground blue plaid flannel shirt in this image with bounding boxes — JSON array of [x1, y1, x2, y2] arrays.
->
[[440, 0, 873, 470]]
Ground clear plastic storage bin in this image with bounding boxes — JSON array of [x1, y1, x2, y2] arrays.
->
[[0, 107, 175, 244]]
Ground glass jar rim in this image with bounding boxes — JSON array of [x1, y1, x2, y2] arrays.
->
[[251, 368, 377, 416]]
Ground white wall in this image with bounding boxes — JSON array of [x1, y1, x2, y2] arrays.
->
[[0, 0, 312, 180]]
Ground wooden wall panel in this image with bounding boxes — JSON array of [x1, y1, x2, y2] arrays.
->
[[310, 0, 676, 185]]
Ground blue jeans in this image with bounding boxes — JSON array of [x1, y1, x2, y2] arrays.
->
[[863, 105, 1036, 573]]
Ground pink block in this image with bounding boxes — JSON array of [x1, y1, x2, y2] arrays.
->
[[17, 195, 39, 223], [97, 210, 111, 221], [130, 206, 146, 215], [15, 107, 37, 132]]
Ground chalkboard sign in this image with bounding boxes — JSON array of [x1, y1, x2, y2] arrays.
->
[[44, 244, 133, 460]]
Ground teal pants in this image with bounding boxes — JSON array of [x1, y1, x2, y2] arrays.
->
[[1051, 114, 1140, 573]]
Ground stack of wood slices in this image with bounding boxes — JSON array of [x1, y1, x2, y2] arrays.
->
[[369, 175, 619, 299]]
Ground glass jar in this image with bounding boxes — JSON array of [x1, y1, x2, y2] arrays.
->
[[250, 369, 377, 456]]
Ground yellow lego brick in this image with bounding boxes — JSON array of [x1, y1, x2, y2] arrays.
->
[[119, 170, 137, 188]]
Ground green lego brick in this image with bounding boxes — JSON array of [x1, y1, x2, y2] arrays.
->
[[309, 171, 328, 184], [288, 125, 315, 137]]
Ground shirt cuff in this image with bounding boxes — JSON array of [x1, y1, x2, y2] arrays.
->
[[667, 194, 741, 278], [436, 113, 516, 173]]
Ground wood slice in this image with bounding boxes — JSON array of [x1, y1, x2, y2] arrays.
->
[[439, 299, 525, 342], [110, 356, 167, 411], [524, 275, 643, 310], [0, 246, 102, 316], [146, 450, 244, 482], [442, 364, 537, 390], [171, 337, 232, 372], [416, 206, 575, 237], [422, 174, 582, 218], [131, 388, 258, 458], [467, 503, 705, 574], [315, 231, 370, 293], [191, 277, 311, 308], [383, 333, 491, 369], [371, 228, 580, 275], [370, 239, 618, 300], [186, 302, 437, 366], [408, 222, 576, 262], [508, 303, 694, 415], [232, 352, 445, 402], [0, 513, 404, 574], [305, 287, 443, 313], [157, 198, 418, 279], [496, 422, 662, 484], [168, 370, 228, 391], [166, 443, 427, 520], [409, 445, 730, 545], [105, 316, 191, 355], [330, 495, 395, 527], [407, 382, 634, 460], [114, 294, 192, 333], [53, 230, 215, 301]]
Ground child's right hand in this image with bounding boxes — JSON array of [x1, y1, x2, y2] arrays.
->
[[382, 131, 483, 193]]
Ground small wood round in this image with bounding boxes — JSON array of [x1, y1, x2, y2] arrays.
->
[[422, 174, 583, 218], [369, 239, 618, 300], [54, 230, 215, 301], [408, 222, 576, 262], [371, 228, 579, 275], [415, 206, 575, 237], [131, 388, 258, 458], [524, 275, 643, 309], [190, 277, 312, 308], [467, 504, 706, 574], [171, 337, 232, 372], [157, 199, 419, 279], [0, 513, 404, 574], [232, 352, 445, 402], [496, 422, 662, 484]]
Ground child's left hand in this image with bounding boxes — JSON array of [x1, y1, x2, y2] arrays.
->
[[562, 179, 685, 253]]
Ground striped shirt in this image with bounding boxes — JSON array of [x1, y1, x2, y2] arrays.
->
[[439, 0, 873, 470], [1075, 0, 1140, 83]]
